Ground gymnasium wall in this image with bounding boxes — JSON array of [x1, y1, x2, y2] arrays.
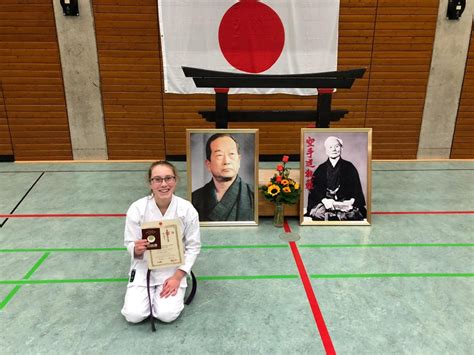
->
[[451, 26, 474, 158], [0, 0, 471, 161], [0, 0, 72, 161], [0, 81, 13, 158], [93, 0, 165, 160]]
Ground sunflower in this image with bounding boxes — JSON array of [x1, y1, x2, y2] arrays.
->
[[267, 184, 280, 196], [260, 155, 301, 205]]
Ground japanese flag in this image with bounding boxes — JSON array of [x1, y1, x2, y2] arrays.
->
[[158, 0, 340, 95]]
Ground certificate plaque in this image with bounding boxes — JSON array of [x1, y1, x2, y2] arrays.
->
[[141, 219, 184, 270]]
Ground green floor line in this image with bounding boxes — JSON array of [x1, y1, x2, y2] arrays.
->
[[310, 273, 474, 279], [0, 275, 297, 285], [0, 243, 473, 253], [202, 244, 287, 249], [299, 243, 474, 248], [23, 252, 50, 280], [1, 273, 473, 285], [0, 278, 129, 285], [0, 253, 50, 310], [0, 286, 21, 310], [0, 248, 127, 253], [0, 245, 286, 253], [197, 275, 298, 281]]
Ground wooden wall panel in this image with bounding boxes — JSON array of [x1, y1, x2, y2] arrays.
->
[[451, 27, 474, 159], [332, 0, 376, 131], [0, 1, 453, 160], [0, 82, 13, 157], [93, 0, 166, 160], [366, 0, 438, 159], [0, 0, 72, 161]]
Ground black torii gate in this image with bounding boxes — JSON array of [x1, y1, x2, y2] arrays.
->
[[182, 66, 366, 129]]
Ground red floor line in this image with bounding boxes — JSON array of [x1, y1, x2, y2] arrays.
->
[[0, 214, 126, 218], [1, 211, 473, 218], [373, 211, 474, 215], [284, 220, 336, 355]]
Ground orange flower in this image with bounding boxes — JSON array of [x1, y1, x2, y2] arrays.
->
[[282, 186, 291, 193], [281, 179, 289, 185]]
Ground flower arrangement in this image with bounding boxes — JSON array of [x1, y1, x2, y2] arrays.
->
[[261, 155, 300, 205]]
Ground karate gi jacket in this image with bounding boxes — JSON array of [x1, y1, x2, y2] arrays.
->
[[124, 194, 201, 288]]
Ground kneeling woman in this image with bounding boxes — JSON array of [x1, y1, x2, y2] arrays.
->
[[121, 161, 201, 325]]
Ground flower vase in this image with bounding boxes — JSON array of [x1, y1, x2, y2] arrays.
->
[[273, 203, 284, 227]]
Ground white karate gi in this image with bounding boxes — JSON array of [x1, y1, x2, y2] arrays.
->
[[121, 194, 201, 323]]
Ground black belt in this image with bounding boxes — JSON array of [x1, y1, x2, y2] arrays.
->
[[146, 269, 156, 332], [145, 270, 197, 332]]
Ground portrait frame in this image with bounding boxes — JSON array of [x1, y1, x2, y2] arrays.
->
[[186, 129, 259, 226], [300, 128, 372, 226]]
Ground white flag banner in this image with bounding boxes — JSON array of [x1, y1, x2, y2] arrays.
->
[[158, 0, 340, 95]]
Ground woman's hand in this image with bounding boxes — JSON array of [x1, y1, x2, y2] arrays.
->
[[160, 270, 186, 298], [134, 239, 149, 258]]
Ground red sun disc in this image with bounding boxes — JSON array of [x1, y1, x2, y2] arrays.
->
[[218, 0, 285, 73]]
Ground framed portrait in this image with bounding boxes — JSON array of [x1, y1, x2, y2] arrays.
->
[[300, 128, 372, 226], [186, 129, 259, 226]]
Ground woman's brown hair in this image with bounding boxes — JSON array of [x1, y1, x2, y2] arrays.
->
[[147, 160, 179, 182]]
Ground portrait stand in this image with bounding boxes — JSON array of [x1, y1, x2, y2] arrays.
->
[[182, 66, 366, 129]]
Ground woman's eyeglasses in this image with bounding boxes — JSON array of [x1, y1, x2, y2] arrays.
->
[[150, 176, 176, 184]]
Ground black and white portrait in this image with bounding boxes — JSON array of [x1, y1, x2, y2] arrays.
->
[[300, 128, 372, 225], [187, 129, 259, 226]]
